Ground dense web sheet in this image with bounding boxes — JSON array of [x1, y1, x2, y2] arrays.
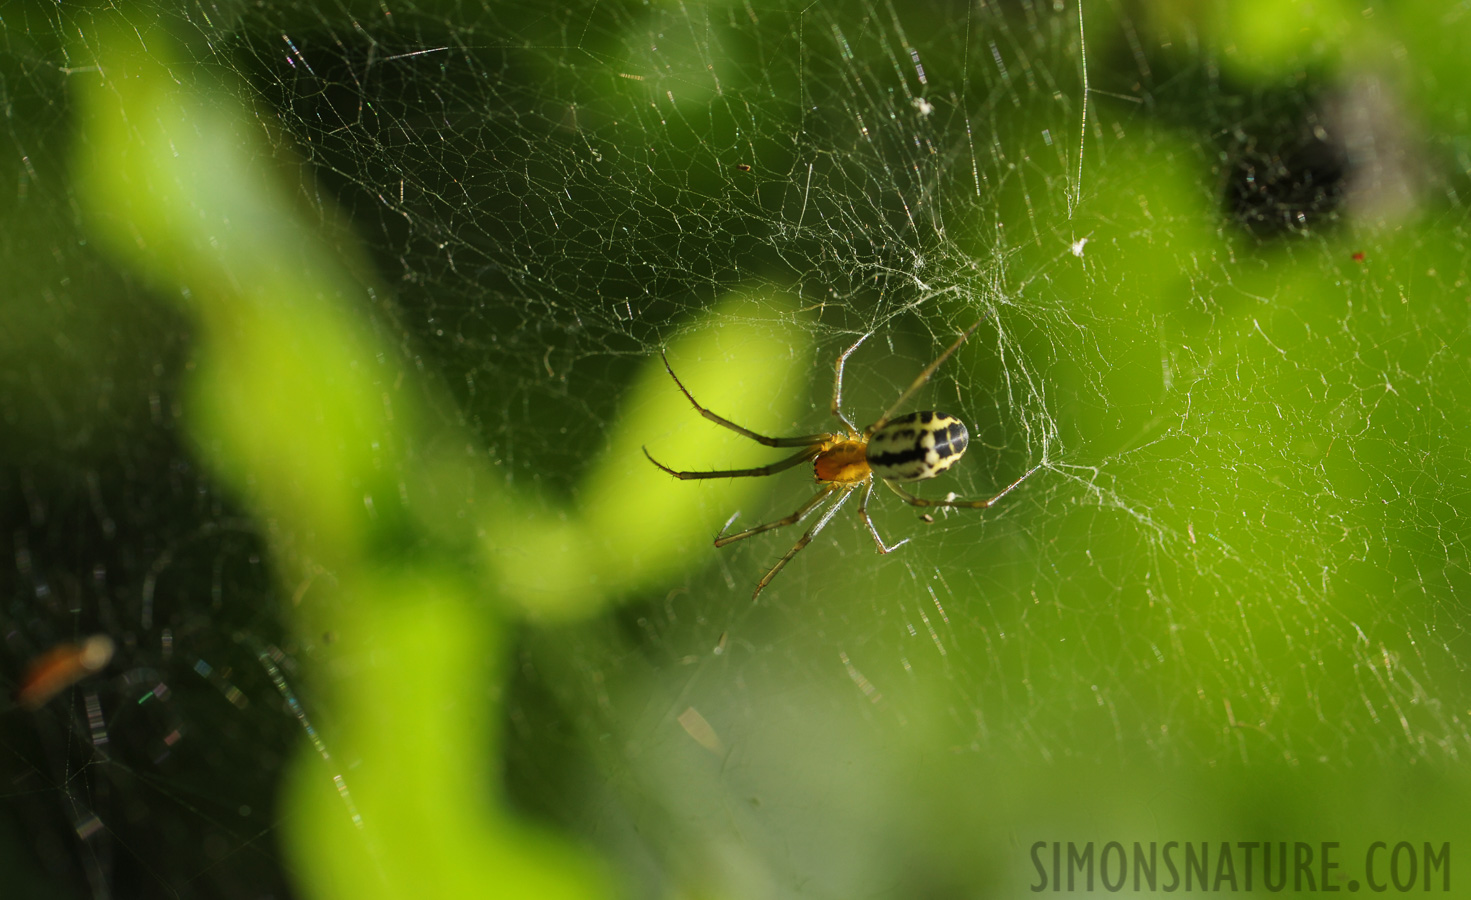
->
[[5, 1, 1471, 897]]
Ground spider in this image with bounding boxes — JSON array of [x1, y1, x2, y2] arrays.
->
[[643, 320, 1041, 599]]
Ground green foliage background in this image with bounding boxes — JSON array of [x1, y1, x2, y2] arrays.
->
[[3, 1, 1470, 897]]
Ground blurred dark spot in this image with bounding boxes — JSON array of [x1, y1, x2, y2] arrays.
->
[[1224, 120, 1348, 237], [1224, 79, 1420, 238]]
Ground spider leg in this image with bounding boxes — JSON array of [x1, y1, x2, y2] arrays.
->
[[714, 484, 836, 547], [643, 444, 821, 480], [883, 462, 1041, 509], [857, 480, 910, 554], [661, 351, 832, 447], [830, 332, 872, 435], [868, 316, 989, 435], [750, 487, 856, 600]]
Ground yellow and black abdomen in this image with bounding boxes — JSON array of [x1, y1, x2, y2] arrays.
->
[[865, 411, 969, 483]]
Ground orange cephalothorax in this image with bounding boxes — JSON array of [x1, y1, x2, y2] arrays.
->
[[813, 440, 871, 484]]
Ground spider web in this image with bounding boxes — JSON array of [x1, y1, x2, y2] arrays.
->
[[4, 0, 1471, 897]]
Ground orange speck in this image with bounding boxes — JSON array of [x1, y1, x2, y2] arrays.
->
[[1352, 251, 1365, 262], [15, 635, 115, 710]]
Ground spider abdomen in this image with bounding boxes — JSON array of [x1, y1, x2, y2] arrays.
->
[[866, 411, 969, 482]]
